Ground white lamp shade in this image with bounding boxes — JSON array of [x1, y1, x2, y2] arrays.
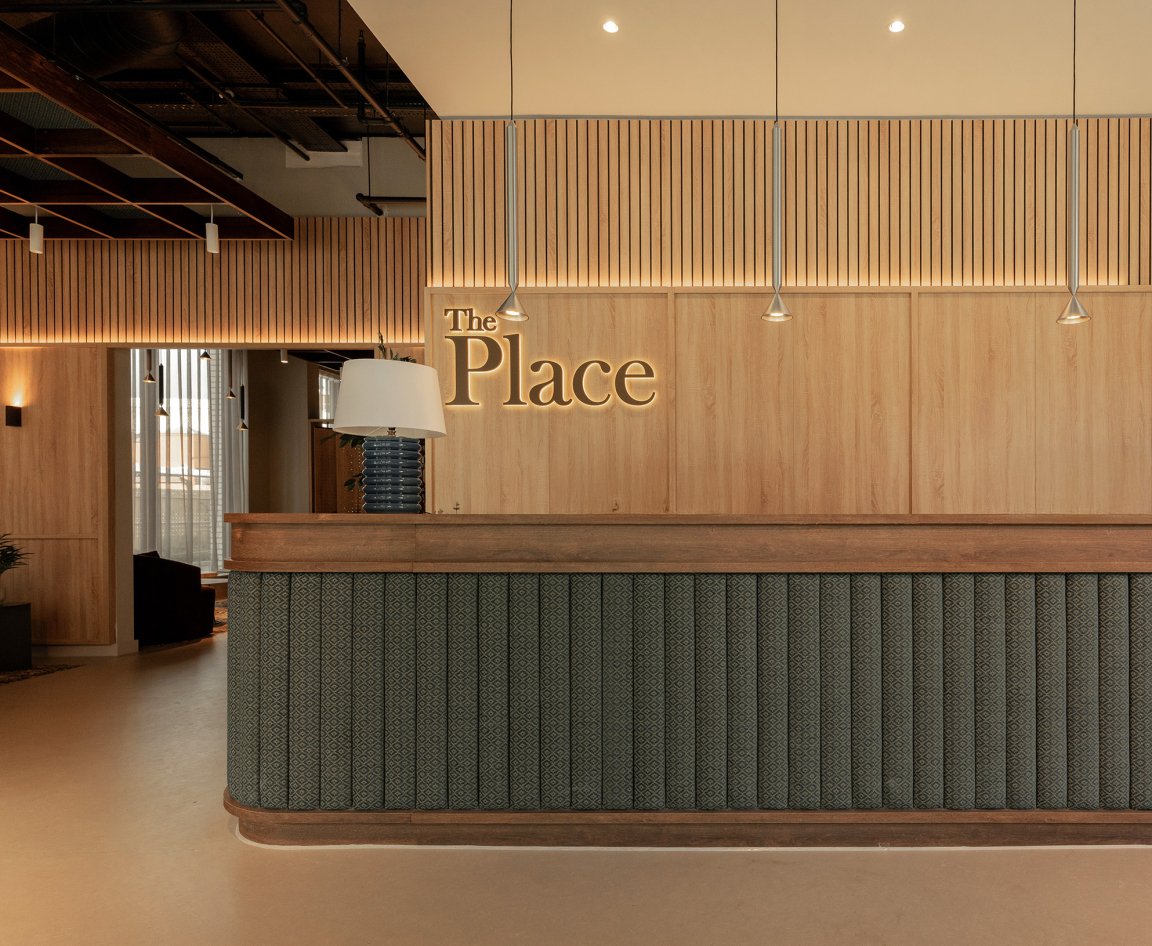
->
[[205, 220, 220, 254], [333, 359, 447, 439], [28, 221, 44, 254]]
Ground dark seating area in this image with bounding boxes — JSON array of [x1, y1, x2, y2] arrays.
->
[[133, 552, 216, 646]]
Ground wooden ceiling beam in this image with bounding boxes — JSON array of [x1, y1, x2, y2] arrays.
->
[[0, 21, 294, 239], [35, 129, 138, 157], [45, 205, 119, 238], [42, 158, 205, 237], [0, 206, 108, 240]]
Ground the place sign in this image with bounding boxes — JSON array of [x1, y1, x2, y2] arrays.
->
[[443, 307, 656, 408]]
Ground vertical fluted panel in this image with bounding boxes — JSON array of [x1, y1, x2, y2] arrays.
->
[[1098, 574, 1130, 809], [1004, 574, 1037, 808], [726, 575, 758, 809], [350, 573, 385, 810], [973, 574, 1006, 809], [912, 574, 944, 809], [1065, 574, 1100, 810], [1130, 575, 1152, 809], [632, 575, 666, 810], [757, 575, 790, 809], [508, 574, 541, 809], [664, 575, 696, 808], [820, 575, 852, 809], [1035, 574, 1068, 809], [602, 574, 634, 809], [228, 570, 1149, 814], [851, 575, 883, 808], [414, 574, 448, 809], [447, 574, 479, 809], [881, 575, 914, 809], [257, 572, 290, 809], [288, 572, 322, 810], [383, 573, 416, 809], [227, 571, 261, 807], [694, 575, 728, 810], [477, 574, 510, 809], [788, 575, 821, 809], [539, 574, 571, 809], [570, 574, 603, 810]]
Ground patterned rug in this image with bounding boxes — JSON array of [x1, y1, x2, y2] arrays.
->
[[214, 604, 228, 633], [0, 664, 81, 686]]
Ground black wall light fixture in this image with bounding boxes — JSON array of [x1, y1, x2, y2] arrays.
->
[[5, 405, 21, 427]]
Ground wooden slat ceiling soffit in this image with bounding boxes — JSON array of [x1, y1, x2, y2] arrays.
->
[[429, 118, 1152, 289], [0, 216, 425, 345]]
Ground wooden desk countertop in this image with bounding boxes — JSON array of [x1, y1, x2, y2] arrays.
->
[[224, 514, 1152, 573]]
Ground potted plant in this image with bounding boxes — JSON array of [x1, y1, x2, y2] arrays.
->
[[0, 534, 30, 606]]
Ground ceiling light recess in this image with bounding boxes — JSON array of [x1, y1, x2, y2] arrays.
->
[[603, 20, 619, 33], [889, 20, 904, 32]]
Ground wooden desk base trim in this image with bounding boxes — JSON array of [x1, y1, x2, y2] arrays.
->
[[224, 791, 1152, 847]]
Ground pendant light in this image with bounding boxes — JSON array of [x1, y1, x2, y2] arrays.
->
[[762, 0, 791, 322], [226, 350, 237, 399], [199, 350, 211, 361], [237, 384, 248, 432], [496, 0, 527, 321], [28, 207, 43, 255], [1058, 0, 1090, 325], [154, 362, 168, 418], [206, 205, 220, 255], [143, 348, 156, 384]]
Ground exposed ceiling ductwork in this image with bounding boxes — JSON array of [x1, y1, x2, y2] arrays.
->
[[22, 2, 187, 78]]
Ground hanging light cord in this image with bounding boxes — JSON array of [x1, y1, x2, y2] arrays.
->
[[509, 0, 514, 122], [775, 0, 779, 124], [1072, 0, 1077, 123]]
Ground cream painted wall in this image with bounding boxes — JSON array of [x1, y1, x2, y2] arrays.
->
[[247, 352, 313, 515]]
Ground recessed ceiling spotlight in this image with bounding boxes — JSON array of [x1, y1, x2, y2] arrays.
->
[[603, 20, 619, 33], [889, 20, 904, 32]]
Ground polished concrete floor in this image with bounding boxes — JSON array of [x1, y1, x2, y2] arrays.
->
[[3, 637, 1152, 945]]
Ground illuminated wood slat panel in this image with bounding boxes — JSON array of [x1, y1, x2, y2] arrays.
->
[[428, 118, 1152, 289], [0, 217, 425, 345]]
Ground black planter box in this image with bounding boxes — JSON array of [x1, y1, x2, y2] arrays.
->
[[0, 603, 32, 671]]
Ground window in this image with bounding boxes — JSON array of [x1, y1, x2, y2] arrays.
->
[[318, 369, 340, 421], [130, 349, 248, 571]]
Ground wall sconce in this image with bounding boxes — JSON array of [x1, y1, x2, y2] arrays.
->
[[5, 405, 21, 427]]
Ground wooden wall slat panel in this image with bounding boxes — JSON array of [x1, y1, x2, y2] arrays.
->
[[430, 118, 1152, 289], [0, 217, 425, 345]]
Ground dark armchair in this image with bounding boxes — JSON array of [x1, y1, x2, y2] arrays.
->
[[133, 551, 216, 646]]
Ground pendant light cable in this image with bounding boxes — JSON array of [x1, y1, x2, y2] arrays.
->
[[496, 0, 527, 320], [762, 0, 791, 321], [510, 0, 514, 123], [1058, 0, 1089, 324]]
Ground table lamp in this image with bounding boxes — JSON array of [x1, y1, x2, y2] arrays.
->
[[332, 359, 447, 513]]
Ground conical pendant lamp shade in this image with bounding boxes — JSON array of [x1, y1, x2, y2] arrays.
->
[[762, 121, 792, 322], [497, 121, 528, 322], [1058, 293, 1091, 325], [763, 288, 791, 322]]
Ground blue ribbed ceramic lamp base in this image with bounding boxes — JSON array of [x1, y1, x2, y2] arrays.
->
[[362, 436, 423, 513]]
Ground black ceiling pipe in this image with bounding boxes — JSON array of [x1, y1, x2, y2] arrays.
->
[[22, 0, 187, 78]]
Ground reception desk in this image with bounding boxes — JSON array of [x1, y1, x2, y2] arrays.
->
[[224, 514, 1152, 846]]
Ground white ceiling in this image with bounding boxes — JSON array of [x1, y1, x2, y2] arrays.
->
[[349, 0, 1152, 118]]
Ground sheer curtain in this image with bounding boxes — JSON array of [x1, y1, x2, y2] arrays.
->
[[131, 349, 248, 571]]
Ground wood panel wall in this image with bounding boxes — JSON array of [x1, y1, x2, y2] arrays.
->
[[0, 346, 114, 644], [427, 288, 1152, 516], [429, 118, 1152, 290], [0, 217, 425, 345]]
